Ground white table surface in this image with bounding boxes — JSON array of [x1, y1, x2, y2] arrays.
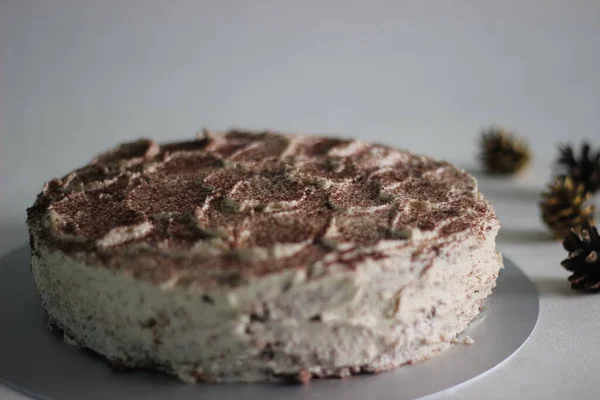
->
[[1, 1, 599, 399]]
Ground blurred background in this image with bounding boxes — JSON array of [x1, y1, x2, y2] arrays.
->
[[2, 2, 600, 399], [1, 0, 599, 252]]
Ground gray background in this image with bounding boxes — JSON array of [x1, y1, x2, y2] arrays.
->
[[1, 1, 599, 399]]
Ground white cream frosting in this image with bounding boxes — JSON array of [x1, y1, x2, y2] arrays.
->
[[27, 131, 503, 383]]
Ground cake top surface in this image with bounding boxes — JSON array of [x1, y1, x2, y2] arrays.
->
[[27, 130, 496, 288]]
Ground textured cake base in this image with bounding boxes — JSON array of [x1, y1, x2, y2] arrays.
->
[[31, 236, 501, 383]]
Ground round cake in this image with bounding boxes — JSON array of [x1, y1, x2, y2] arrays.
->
[[27, 130, 502, 383]]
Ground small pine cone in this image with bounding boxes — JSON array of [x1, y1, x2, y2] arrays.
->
[[556, 142, 600, 195], [540, 176, 596, 240], [479, 126, 531, 175], [561, 222, 600, 290]]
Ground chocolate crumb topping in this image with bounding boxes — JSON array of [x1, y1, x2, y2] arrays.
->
[[27, 130, 496, 287]]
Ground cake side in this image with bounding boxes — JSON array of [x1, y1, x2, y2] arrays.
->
[[30, 223, 500, 382]]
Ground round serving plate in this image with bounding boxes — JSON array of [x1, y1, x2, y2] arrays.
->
[[0, 247, 538, 400]]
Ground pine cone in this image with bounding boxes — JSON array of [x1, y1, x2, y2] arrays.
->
[[540, 176, 596, 239], [561, 222, 600, 290], [557, 142, 600, 194], [480, 127, 531, 175]]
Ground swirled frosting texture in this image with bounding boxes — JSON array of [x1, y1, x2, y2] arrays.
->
[[27, 130, 494, 288]]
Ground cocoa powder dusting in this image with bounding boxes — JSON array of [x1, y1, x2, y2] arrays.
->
[[26, 130, 495, 287]]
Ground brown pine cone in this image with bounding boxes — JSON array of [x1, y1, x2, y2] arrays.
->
[[540, 176, 595, 240], [562, 222, 600, 290], [479, 126, 531, 175], [556, 142, 600, 195]]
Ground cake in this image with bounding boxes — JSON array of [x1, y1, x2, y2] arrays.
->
[[26, 130, 502, 383]]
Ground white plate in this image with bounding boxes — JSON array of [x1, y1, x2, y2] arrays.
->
[[0, 247, 538, 400]]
